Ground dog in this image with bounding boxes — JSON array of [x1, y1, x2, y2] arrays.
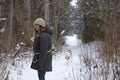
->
[[65, 50, 72, 64]]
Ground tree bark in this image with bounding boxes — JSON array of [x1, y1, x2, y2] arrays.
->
[[44, 0, 49, 25], [23, 0, 33, 47], [3, 0, 13, 49]]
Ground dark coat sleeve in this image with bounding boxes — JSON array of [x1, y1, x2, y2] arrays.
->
[[38, 33, 49, 67]]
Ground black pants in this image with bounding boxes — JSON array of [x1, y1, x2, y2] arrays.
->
[[38, 70, 46, 80]]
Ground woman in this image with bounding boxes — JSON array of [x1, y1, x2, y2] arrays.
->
[[31, 18, 53, 80]]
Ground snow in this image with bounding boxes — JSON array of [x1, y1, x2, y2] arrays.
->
[[15, 42, 26, 51], [60, 30, 66, 35], [8, 34, 119, 80], [8, 50, 81, 80], [64, 34, 80, 46], [0, 27, 5, 32], [0, 18, 6, 21], [70, 0, 78, 7]]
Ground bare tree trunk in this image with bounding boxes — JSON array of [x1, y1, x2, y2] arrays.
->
[[44, 0, 49, 25], [53, 2, 58, 45], [3, 0, 13, 49], [54, 16, 58, 45], [0, 5, 1, 18], [23, 0, 32, 47]]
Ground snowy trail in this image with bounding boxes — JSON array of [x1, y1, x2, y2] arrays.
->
[[8, 41, 108, 80], [9, 49, 81, 80], [9, 42, 99, 80], [8, 34, 81, 80], [6, 34, 120, 80], [9, 34, 115, 80]]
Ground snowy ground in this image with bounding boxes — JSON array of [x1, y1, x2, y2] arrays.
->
[[8, 34, 119, 80]]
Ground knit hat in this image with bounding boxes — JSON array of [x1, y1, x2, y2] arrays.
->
[[33, 18, 45, 27]]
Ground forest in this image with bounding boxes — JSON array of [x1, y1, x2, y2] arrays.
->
[[0, 0, 120, 80]]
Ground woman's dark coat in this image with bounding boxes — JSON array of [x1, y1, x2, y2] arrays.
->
[[31, 28, 53, 71]]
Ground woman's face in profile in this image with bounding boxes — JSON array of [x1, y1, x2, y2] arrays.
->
[[34, 24, 40, 31]]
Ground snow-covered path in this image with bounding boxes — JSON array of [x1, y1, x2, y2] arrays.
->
[[8, 34, 119, 80], [9, 47, 81, 80], [9, 34, 82, 80]]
